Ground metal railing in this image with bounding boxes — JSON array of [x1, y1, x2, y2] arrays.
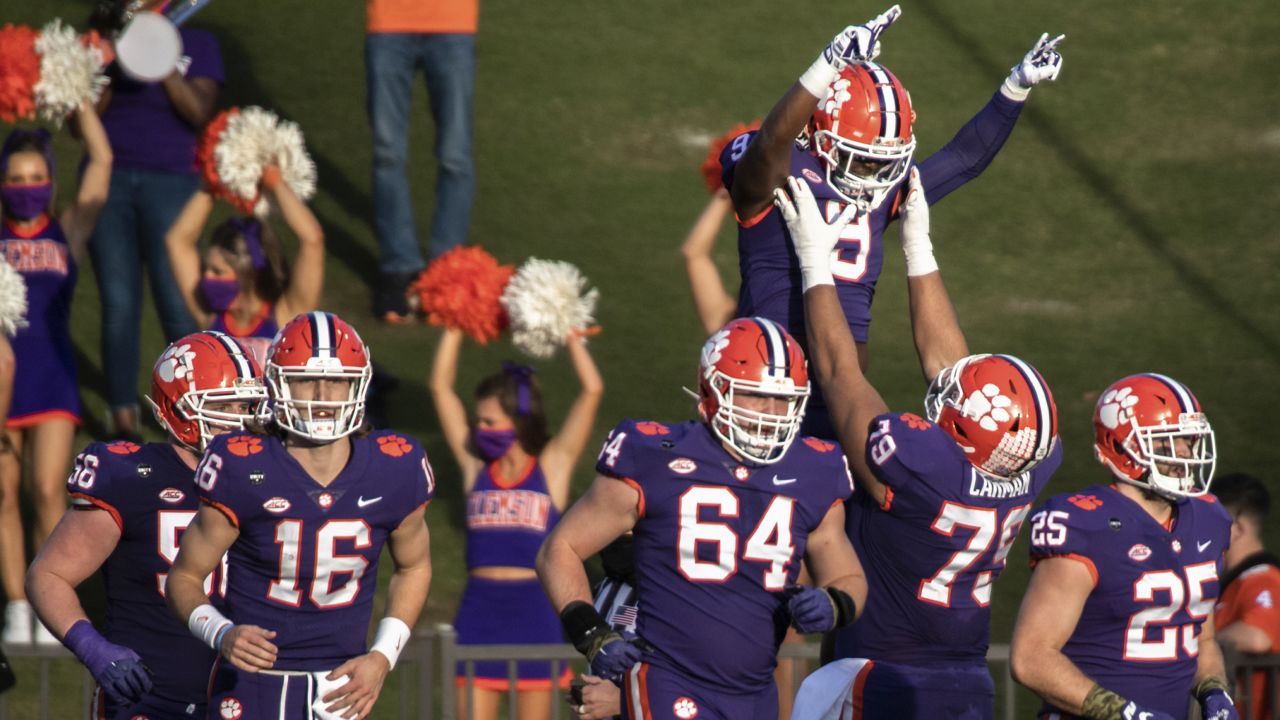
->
[[1223, 648, 1280, 720], [0, 631, 1028, 720]]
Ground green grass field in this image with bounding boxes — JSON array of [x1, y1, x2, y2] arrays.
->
[[3, 0, 1279, 715]]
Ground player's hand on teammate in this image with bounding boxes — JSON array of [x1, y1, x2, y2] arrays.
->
[[320, 651, 390, 720], [775, 176, 861, 291], [1198, 688, 1239, 720], [1008, 33, 1065, 90], [825, 5, 902, 67], [220, 624, 279, 673], [897, 166, 938, 277], [572, 674, 622, 720]]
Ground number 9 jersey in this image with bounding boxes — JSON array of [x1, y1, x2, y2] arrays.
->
[[1027, 484, 1232, 718], [196, 430, 434, 670], [596, 418, 853, 692]]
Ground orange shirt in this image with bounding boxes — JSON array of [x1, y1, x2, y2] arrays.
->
[[1216, 561, 1280, 720], [367, 0, 478, 34]]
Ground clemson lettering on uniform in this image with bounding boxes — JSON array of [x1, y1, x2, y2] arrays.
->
[[466, 490, 552, 531], [3, 238, 69, 275]]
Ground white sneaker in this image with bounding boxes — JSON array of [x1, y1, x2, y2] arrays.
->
[[3, 600, 33, 645], [34, 616, 58, 646]]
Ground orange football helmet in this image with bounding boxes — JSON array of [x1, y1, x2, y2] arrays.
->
[[266, 312, 372, 442], [147, 331, 267, 451]]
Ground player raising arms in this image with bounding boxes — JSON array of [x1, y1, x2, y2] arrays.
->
[[26, 331, 267, 719], [723, 6, 1062, 435], [167, 312, 434, 720], [1010, 375, 1236, 720], [538, 317, 866, 720], [777, 168, 1061, 718]]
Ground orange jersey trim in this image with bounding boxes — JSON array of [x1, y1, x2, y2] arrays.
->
[[200, 496, 240, 528], [7, 409, 81, 429], [68, 492, 123, 533], [3, 214, 51, 239], [488, 456, 537, 490], [880, 486, 894, 512], [620, 477, 645, 518], [1031, 553, 1099, 587], [738, 203, 775, 229]]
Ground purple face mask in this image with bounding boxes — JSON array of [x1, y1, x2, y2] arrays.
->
[[199, 277, 240, 312], [472, 427, 518, 461], [1, 183, 52, 220]]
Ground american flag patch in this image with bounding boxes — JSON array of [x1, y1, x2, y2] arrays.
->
[[610, 604, 639, 629]]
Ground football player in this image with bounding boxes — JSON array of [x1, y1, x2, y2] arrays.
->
[[25, 331, 267, 719], [538, 316, 867, 720], [776, 168, 1061, 718], [723, 5, 1063, 436], [166, 312, 434, 719], [1010, 375, 1237, 720]]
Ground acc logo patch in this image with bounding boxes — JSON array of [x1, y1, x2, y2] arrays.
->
[[1068, 494, 1103, 511], [673, 697, 698, 719], [219, 697, 243, 720], [1128, 544, 1152, 562], [107, 441, 140, 455], [227, 436, 263, 457], [803, 437, 836, 452], [378, 434, 412, 458], [263, 497, 291, 513], [635, 421, 670, 436], [668, 458, 697, 474], [158, 488, 185, 504], [801, 167, 823, 185]]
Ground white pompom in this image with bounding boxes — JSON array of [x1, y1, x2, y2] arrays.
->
[[33, 19, 107, 125], [0, 258, 29, 337], [500, 258, 599, 359], [213, 106, 317, 217]]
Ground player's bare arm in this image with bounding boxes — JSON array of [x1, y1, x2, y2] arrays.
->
[[167, 503, 279, 673], [1190, 610, 1237, 720], [731, 6, 901, 220], [537, 474, 640, 611], [26, 509, 120, 637], [803, 502, 867, 617], [896, 167, 968, 383], [540, 333, 605, 511], [323, 507, 432, 719], [1010, 557, 1113, 716], [776, 176, 891, 504]]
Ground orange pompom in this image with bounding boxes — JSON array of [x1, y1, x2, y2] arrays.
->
[[700, 120, 761, 194], [196, 107, 258, 215], [0, 24, 40, 123], [411, 246, 515, 344]]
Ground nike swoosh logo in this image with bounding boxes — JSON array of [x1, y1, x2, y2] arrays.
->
[[1197, 540, 1212, 552], [357, 496, 383, 507], [772, 476, 797, 486]]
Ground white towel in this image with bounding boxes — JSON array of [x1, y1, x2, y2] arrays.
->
[[789, 658, 873, 720]]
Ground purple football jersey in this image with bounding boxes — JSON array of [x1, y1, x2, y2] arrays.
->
[[66, 440, 221, 706], [832, 412, 1061, 667], [596, 419, 853, 692], [1029, 484, 1232, 719], [720, 90, 1025, 348], [197, 430, 434, 670]]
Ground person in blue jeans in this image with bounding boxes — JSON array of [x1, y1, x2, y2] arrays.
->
[[366, 0, 477, 322], [87, 3, 223, 437]]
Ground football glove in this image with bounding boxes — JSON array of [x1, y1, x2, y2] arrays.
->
[[897, 166, 936, 277], [1195, 678, 1239, 720], [63, 620, 153, 706], [800, 5, 902, 97], [784, 586, 858, 634], [775, 176, 860, 291], [1004, 33, 1065, 98], [560, 601, 646, 685]]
